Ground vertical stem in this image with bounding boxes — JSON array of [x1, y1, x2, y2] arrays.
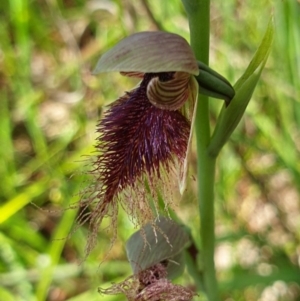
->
[[181, 0, 219, 300]]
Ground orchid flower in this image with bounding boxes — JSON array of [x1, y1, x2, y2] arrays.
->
[[99, 263, 195, 301], [76, 31, 234, 259]]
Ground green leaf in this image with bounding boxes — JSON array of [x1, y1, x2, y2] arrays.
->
[[208, 16, 274, 157], [126, 216, 190, 279], [234, 16, 274, 91]]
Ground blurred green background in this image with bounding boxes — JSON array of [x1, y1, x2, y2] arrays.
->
[[0, 0, 299, 300]]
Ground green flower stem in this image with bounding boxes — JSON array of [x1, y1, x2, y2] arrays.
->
[[182, 0, 220, 300]]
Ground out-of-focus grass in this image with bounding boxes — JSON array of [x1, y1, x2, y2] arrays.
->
[[0, 0, 299, 301]]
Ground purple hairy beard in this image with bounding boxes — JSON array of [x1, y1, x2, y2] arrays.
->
[[76, 72, 190, 259]]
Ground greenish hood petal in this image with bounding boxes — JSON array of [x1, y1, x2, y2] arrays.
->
[[93, 31, 199, 76]]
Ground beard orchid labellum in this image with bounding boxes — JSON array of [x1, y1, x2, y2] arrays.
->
[[78, 31, 199, 258]]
